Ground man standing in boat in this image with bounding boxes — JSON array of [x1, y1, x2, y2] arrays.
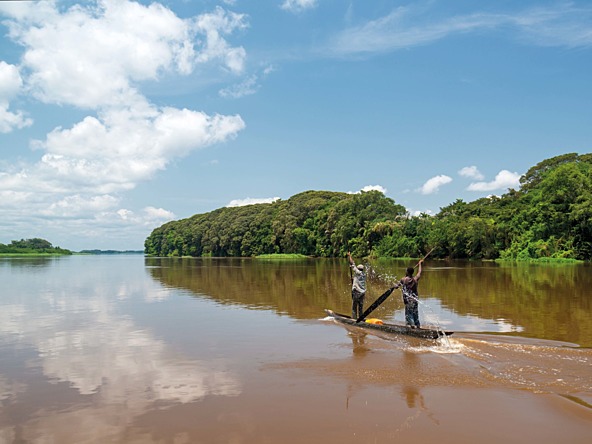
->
[[394, 260, 423, 328], [347, 252, 366, 319]]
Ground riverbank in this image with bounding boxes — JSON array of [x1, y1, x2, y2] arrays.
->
[[0, 252, 72, 257]]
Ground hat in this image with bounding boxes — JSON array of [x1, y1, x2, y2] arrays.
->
[[357, 264, 364, 270]]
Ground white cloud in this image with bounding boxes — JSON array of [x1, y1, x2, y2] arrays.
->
[[0, 1, 249, 249], [227, 197, 280, 207], [1, 2, 248, 109], [467, 170, 521, 192], [0, 106, 32, 134], [0, 105, 245, 194], [114, 206, 175, 225], [419, 175, 452, 195], [0, 200, 177, 250], [347, 185, 387, 194], [219, 64, 274, 98], [411, 209, 434, 217], [40, 194, 120, 218], [220, 74, 259, 98], [0, 61, 32, 133], [328, 3, 592, 56], [6, 2, 189, 108], [194, 6, 248, 75], [512, 5, 592, 48], [0, 61, 22, 101], [361, 185, 387, 194], [281, 0, 318, 13], [143, 206, 175, 221], [458, 165, 484, 180]]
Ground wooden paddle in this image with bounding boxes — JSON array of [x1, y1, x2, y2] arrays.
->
[[414, 246, 435, 268], [348, 256, 353, 285], [355, 286, 396, 323]]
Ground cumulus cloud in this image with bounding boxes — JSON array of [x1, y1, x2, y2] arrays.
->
[[0, 62, 23, 104], [0, 1, 248, 248], [281, 0, 318, 13], [227, 197, 280, 207], [143, 206, 175, 221], [0, 61, 32, 133], [115, 206, 175, 225], [194, 6, 248, 74], [40, 194, 120, 218], [1, 105, 245, 194], [419, 175, 452, 195], [0, 101, 230, 245], [361, 185, 387, 193], [347, 185, 387, 194], [458, 165, 484, 180], [467, 170, 521, 192], [2, 1, 248, 108]]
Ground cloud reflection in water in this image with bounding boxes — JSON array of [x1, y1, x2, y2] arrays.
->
[[0, 257, 241, 442]]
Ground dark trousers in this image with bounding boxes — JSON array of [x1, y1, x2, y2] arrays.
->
[[404, 299, 420, 327], [352, 289, 365, 319]]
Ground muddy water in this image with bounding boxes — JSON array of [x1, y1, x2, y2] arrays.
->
[[0, 256, 590, 443]]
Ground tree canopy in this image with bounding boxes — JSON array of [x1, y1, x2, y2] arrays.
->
[[0, 238, 72, 255], [145, 153, 592, 261]]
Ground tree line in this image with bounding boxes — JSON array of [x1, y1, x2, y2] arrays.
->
[[0, 238, 72, 255], [144, 153, 592, 261]]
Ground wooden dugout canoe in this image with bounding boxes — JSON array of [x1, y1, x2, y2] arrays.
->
[[325, 309, 453, 340]]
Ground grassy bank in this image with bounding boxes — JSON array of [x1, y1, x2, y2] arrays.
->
[[255, 254, 309, 259]]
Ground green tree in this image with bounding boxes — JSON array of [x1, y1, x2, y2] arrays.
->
[[145, 153, 591, 261]]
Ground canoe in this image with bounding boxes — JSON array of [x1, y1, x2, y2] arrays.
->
[[324, 309, 453, 340]]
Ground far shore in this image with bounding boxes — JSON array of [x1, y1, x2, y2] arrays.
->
[[2, 252, 584, 263], [0, 253, 72, 257]]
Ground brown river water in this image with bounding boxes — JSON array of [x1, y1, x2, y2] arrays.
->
[[0, 255, 590, 443]]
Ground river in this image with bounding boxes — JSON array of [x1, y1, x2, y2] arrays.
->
[[0, 255, 590, 443]]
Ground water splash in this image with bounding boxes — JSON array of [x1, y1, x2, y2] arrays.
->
[[421, 338, 465, 354], [410, 294, 453, 348], [360, 264, 455, 349]]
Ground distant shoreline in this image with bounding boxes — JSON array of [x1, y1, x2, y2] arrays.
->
[[76, 250, 145, 255], [0, 253, 72, 257], [1, 250, 145, 257]]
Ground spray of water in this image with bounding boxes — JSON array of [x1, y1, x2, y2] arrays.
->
[[364, 263, 453, 348], [403, 292, 453, 347]]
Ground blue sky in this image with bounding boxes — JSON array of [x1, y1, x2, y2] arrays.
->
[[0, 0, 590, 251]]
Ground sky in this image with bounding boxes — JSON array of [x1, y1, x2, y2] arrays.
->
[[0, 0, 590, 251]]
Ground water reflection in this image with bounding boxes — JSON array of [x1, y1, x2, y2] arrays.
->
[[398, 351, 440, 430], [400, 352, 423, 409], [0, 256, 61, 269], [348, 331, 369, 358], [146, 257, 592, 346], [145, 257, 350, 319], [0, 256, 240, 442]]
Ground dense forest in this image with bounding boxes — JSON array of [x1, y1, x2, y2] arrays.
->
[[145, 153, 592, 261], [0, 238, 72, 255]]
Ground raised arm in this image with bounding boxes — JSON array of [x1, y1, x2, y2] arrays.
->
[[415, 259, 423, 280], [347, 251, 355, 267]]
